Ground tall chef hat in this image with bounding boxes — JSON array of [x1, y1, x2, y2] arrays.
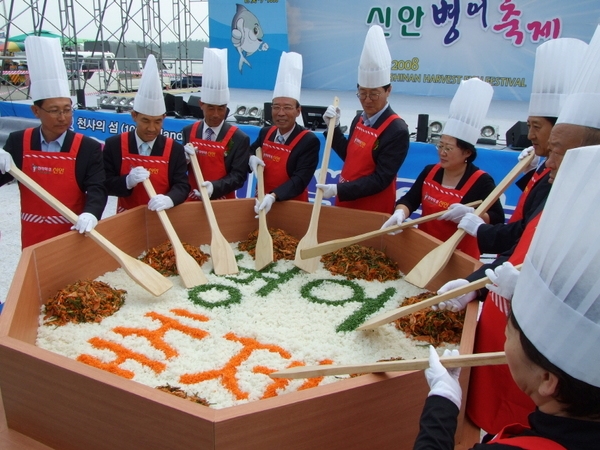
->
[[201, 47, 230, 105], [358, 25, 391, 88], [272, 51, 303, 102], [557, 25, 600, 129], [133, 55, 166, 116], [25, 36, 70, 102], [512, 144, 600, 388], [442, 78, 493, 146], [528, 38, 588, 117]]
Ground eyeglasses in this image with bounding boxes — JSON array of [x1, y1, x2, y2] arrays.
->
[[356, 91, 383, 101], [271, 105, 296, 113], [436, 143, 457, 153], [39, 106, 74, 117]]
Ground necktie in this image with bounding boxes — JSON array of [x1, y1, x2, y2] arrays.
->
[[140, 142, 151, 156], [276, 135, 286, 144], [205, 128, 214, 141]]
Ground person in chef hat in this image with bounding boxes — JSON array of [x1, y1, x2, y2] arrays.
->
[[0, 36, 107, 248], [381, 78, 504, 261], [248, 51, 320, 215], [103, 54, 189, 213], [413, 144, 600, 449], [317, 25, 409, 214], [182, 47, 250, 200]]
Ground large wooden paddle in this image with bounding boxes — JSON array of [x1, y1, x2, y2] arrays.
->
[[9, 166, 173, 297], [270, 351, 506, 379], [294, 96, 339, 273], [300, 200, 481, 260], [404, 152, 535, 288], [142, 179, 208, 288], [188, 152, 239, 275], [254, 147, 274, 270]]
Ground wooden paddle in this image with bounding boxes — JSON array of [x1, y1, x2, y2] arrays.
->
[[300, 200, 482, 260], [142, 179, 208, 288], [188, 151, 239, 275], [8, 166, 173, 297], [254, 147, 274, 270], [270, 351, 506, 379], [404, 152, 535, 288], [294, 96, 339, 273]]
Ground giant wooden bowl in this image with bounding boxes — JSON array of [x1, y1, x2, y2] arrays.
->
[[0, 199, 480, 449]]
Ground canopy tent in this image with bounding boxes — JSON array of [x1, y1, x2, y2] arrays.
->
[[0, 41, 23, 52], [7, 31, 90, 50]]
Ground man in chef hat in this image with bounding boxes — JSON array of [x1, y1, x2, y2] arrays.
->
[[182, 47, 250, 200], [103, 54, 189, 213], [414, 144, 600, 448], [317, 25, 409, 214], [248, 51, 320, 215], [0, 36, 107, 248]]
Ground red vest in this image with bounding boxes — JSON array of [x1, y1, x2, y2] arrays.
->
[[186, 121, 237, 200], [19, 128, 85, 248], [488, 423, 566, 449], [509, 166, 550, 223], [336, 115, 400, 213], [261, 126, 310, 202], [117, 132, 173, 212], [419, 164, 485, 260]]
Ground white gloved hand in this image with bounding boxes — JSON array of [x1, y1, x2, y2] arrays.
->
[[249, 155, 265, 174], [518, 146, 540, 173], [148, 194, 174, 212], [458, 213, 485, 237], [0, 148, 13, 174], [190, 189, 202, 200], [316, 183, 337, 199], [254, 193, 276, 217], [323, 105, 340, 127], [433, 279, 476, 312], [201, 181, 213, 198], [381, 209, 406, 235], [439, 203, 475, 223], [126, 166, 150, 190], [71, 212, 98, 234], [425, 346, 462, 409], [485, 262, 520, 300], [183, 143, 197, 164]]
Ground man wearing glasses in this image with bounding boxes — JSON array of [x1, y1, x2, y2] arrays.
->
[[0, 36, 106, 248], [317, 25, 409, 213]]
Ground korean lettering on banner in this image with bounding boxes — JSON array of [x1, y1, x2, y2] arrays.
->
[[432, 0, 488, 45], [366, 6, 426, 38], [76, 117, 107, 134], [493, 0, 561, 46]]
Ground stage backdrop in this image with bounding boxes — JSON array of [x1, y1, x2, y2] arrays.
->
[[209, 0, 600, 101]]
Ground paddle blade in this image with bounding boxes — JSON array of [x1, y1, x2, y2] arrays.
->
[[211, 236, 239, 275], [294, 234, 320, 273], [119, 254, 174, 296], [255, 230, 274, 270]]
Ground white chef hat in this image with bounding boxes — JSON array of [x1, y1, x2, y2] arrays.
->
[[442, 78, 493, 146], [133, 55, 166, 116], [557, 25, 600, 129], [358, 25, 391, 88], [528, 38, 588, 117], [512, 144, 600, 388], [201, 47, 230, 105], [272, 51, 303, 102], [25, 36, 70, 102]]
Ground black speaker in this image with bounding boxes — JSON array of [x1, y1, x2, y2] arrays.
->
[[416, 114, 429, 142], [506, 121, 531, 149], [263, 102, 272, 125], [187, 95, 204, 119]]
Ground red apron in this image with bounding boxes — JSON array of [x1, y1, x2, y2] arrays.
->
[[19, 128, 85, 248], [117, 132, 173, 212], [466, 213, 542, 434], [509, 166, 550, 223], [336, 115, 400, 213], [261, 126, 310, 202], [186, 121, 237, 200], [419, 164, 485, 260], [488, 423, 567, 449]]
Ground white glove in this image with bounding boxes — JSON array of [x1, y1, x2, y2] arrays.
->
[[71, 212, 98, 234], [485, 262, 520, 300], [249, 155, 265, 174], [316, 183, 337, 199], [439, 203, 475, 223], [425, 346, 462, 409], [190, 189, 202, 200], [0, 148, 13, 174], [183, 143, 197, 164], [381, 209, 406, 235], [148, 194, 174, 212], [201, 181, 213, 198], [518, 146, 540, 173], [458, 213, 485, 237], [126, 166, 150, 190], [323, 105, 340, 127], [433, 278, 476, 312], [254, 193, 276, 216]]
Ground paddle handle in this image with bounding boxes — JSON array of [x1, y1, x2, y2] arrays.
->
[[188, 151, 221, 229], [142, 179, 183, 249], [270, 351, 507, 379]]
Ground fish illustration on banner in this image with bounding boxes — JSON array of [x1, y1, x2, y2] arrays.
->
[[231, 4, 269, 73]]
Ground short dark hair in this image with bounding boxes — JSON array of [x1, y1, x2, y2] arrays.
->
[[582, 126, 600, 146], [541, 116, 558, 126], [33, 99, 45, 107], [510, 312, 600, 419], [455, 137, 477, 164], [356, 83, 392, 91]]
